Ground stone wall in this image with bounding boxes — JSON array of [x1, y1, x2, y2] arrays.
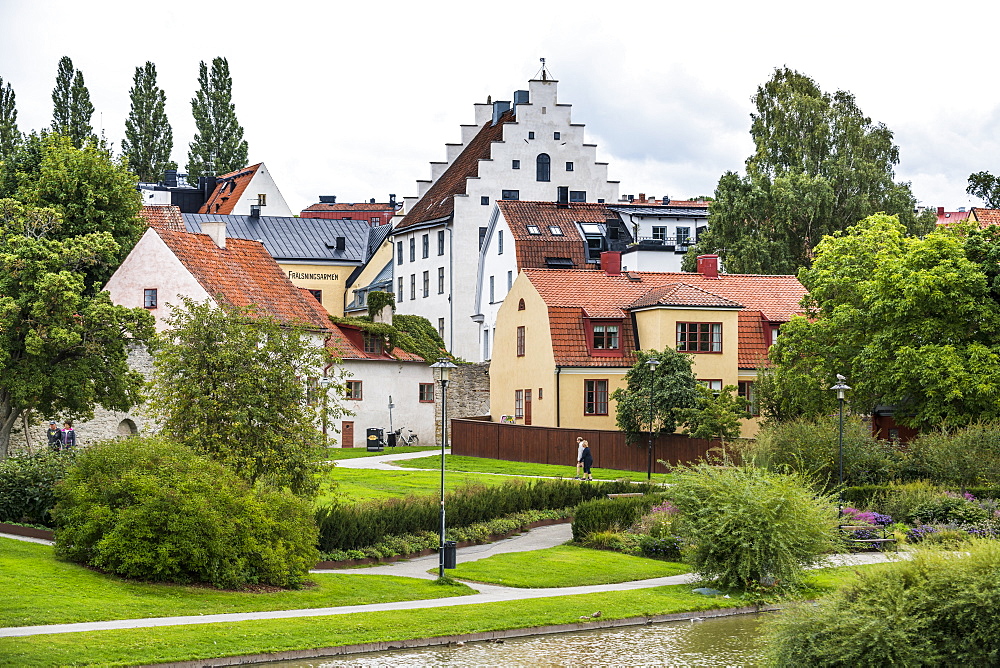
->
[[434, 361, 490, 444]]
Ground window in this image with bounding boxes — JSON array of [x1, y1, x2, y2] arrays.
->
[[143, 288, 157, 309], [370, 216, 380, 224], [739, 381, 758, 416], [438, 317, 445, 338], [528, 131, 535, 139], [422, 234, 429, 258], [363, 333, 383, 354], [419, 383, 435, 402], [676, 227, 691, 246], [516, 326, 525, 356], [307, 289, 322, 303], [538, 388, 543, 399], [700, 379, 723, 395], [652, 226, 667, 241], [346, 380, 363, 400], [566, 161, 574, 171], [409, 237, 415, 262], [483, 329, 490, 359], [527, 225, 541, 235], [479, 226, 488, 250], [257, 193, 267, 206], [553, 131, 561, 140], [397, 277, 403, 302], [410, 274, 416, 300], [422, 271, 429, 297], [518, 298, 525, 310], [536, 153, 550, 182], [501, 189, 519, 201], [549, 225, 563, 236], [515, 390, 524, 418], [677, 322, 722, 353], [498, 230, 503, 254], [438, 230, 445, 255], [584, 380, 609, 415], [507, 270, 513, 290], [481, 196, 489, 205], [512, 160, 520, 169], [593, 323, 620, 350], [569, 191, 586, 203], [438, 267, 445, 294], [771, 326, 780, 346], [489, 276, 495, 303], [397, 241, 403, 265]]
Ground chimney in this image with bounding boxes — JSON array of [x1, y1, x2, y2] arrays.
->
[[389, 194, 396, 208], [492, 100, 511, 126], [319, 195, 336, 204], [202, 221, 226, 248], [163, 169, 177, 187], [697, 254, 720, 279], [601, 251, 622, 276], [373, 303, 393, 325], [937, 206, 945, 216], [249, 204, 261, 218], [335, 236, 346, 251], [638, 193, 646, 202]]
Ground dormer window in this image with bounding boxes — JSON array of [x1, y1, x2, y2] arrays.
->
[[586, 319, 624, 356], [593, 323, 619, 349], [363, 332, 384, 355]]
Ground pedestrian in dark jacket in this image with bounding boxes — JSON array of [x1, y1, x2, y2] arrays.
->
[[46, 421, 62, 451], [580, 443, 594, 481], [61, 421, 76, 449]]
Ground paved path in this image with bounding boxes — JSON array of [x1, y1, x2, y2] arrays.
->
[[0, 532, 52, 545], [331, 449, 450, 470]]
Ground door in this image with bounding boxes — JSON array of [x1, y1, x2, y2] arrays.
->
[[342, 421, 354, 448], [524, 390, 532, 426]]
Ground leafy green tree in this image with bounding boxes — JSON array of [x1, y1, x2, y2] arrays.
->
[[122, 62, 175, 183], [611, 348, 698, 443], [50, 57, 94, 148], [151, 298, 335, 496], [764, 213, 1000, 430], [967, 171, 1000, 208], [186, 57, 248, 179], [688, 67, 927, 275], [0, 76, 19, 162], [0, 199, 155, 459], [679, 384, 749, 446]]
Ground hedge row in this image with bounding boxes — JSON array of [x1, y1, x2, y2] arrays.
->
[[0, 450, 76, 527], [842, 485, 1000, 509], [315, 479, 655, 552], [571, 495, 663, 542]]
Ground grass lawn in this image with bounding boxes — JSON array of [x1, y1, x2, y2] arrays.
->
[[321, 445, 439, 461], [447, 544, 690, 587], [395, 454, 673, 483], [0, 538, 473, 628], [0, 568, 862, 667], [315, 467, 524, 504]]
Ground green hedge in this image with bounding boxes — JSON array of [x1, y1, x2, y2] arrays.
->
[[843, 485, 1000, 509], [571, 495, 662, 542], [315, 479, 654, 552], [0, 450, 76, 527]]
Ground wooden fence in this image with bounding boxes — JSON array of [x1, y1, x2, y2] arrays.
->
[[451, 419, 722, 474]]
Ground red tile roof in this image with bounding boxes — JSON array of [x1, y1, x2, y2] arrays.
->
[[325, 320, 425, 362], [498, 200, 607, 269], [738, 310, 770, 369], [935, 210, 970, 226], [972, 208, 1000, 225], [629, 283, 743, 310], [395, 111, 515, 230], [154, 228, 330, 331], [140, 205, 186, 232], [198, 163, 261, 215], [303, 202, 395, 213]]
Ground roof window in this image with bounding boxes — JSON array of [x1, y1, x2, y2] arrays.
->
[[545, 257, 574, 268], [527, 225, 541, 235], [549, 225, 563, 236]]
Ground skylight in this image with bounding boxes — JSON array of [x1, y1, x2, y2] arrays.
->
[[527, 225, 541, 235], [549, 225, 563, 236]]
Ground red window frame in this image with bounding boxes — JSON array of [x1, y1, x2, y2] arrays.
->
[[516, 326, 525, 357], [677, 322, 722, 353], [419, 383, 435, 403], [346, 380, 363, 400], [585, 319, 624, 357], [738, 381, 757, 416], [584, 379, 609, 415]]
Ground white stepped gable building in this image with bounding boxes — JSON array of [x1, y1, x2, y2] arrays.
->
[[391, 74, 619, 361]]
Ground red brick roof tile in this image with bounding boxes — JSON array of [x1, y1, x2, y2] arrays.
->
[[738, 310, 770, 369], [198, 163, 261, 215], [972, 208, 1000, 225], [629, 283, 743, 310], [140, 205, 185, 232], [499, 200, 608, 269]]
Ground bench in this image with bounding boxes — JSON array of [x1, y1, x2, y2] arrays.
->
[[839, 524, 896, 550], [607, 493, 645, 499]]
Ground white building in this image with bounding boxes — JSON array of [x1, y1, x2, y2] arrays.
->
[[610, 200, 709, 274], [198, 163, 293, 218], [391, 72, 620, 361]]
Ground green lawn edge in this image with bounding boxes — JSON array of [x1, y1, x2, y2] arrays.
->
[[394, 454, 671, 483], [0, 568, 862, 667]]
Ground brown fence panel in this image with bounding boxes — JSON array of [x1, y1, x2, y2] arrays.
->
[[451, 419, 719, 474]]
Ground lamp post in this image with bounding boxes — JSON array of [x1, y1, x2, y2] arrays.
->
[[430, 357, 458, 578], [830, 375, 851, 513], [646, 357, 660, 480]]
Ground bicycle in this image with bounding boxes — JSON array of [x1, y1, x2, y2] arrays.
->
[[392, 427, 419, 446]]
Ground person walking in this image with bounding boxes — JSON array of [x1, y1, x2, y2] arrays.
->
[[61, 421, 76, 450], [575, 437, 587, 479], [580, 441, 594, 481], [46, 421, 62, 451]]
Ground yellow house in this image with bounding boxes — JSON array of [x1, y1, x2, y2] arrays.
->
[[490, 255, 806, 437]]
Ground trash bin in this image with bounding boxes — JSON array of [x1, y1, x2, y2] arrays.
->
[[386, 431, 397, 448], [366, 428, 384, 452], [443, 540, 457, 569]]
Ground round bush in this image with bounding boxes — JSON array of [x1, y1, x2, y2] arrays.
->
[[52, 437, 318, 589], [0, 449, 75, 527], [669, 464, 838, 591], [765, 541, 1000, 665]]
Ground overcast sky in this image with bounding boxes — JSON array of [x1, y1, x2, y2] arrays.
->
[[1, 0, 996, 214]]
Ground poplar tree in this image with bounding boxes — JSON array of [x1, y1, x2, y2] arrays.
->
[[0, 76, 19, 161], [186, 57, 248, 180], [50, 56, 94, 148], [123, 62, 175, 182]]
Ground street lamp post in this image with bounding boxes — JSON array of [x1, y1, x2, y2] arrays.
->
[[830, 375, 851, 513], [646, 357, 660, 480], [430, 357, 457, 578]]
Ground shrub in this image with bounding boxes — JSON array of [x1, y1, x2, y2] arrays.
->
[[669, 464, 838, 591], [911, 494, 991, 526], [579, 530, 643, 554], [0, 450, 75, 527], [53, 437, 318, 589], [904, 423, 1000, 487], [741, 416, 898, 490], [638, 534, 684, 560], [764, 541, 1000, 665], [571, 495, 663, 542]]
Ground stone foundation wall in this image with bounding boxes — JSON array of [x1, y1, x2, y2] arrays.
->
[[434, 361, 490, 444]]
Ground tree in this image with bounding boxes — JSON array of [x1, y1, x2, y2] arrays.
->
[[0, 76, 19, 161], [151, 298, 334, 496], [0, 199, 155, 459], [679, 384, 749, 446], [122, 62, 175, 183], [967, 170, 1000, 208], [688, 67, 928, 275], [763, 213, 1000, 430], [611, 348, 698, 443], [50, 57, 94, 148], [186, 57, 248, 179]]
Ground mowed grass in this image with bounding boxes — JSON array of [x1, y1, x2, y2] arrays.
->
[[321, 445, 439, 461], [447, 544, 691, 587], [395, 454, 673, 483], [0, 569, 862, 667], [315, 467, 525, 504], [0, 537, 473, 628]]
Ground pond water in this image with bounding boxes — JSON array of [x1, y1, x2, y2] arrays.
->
[[265, 613, 768, 667]]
